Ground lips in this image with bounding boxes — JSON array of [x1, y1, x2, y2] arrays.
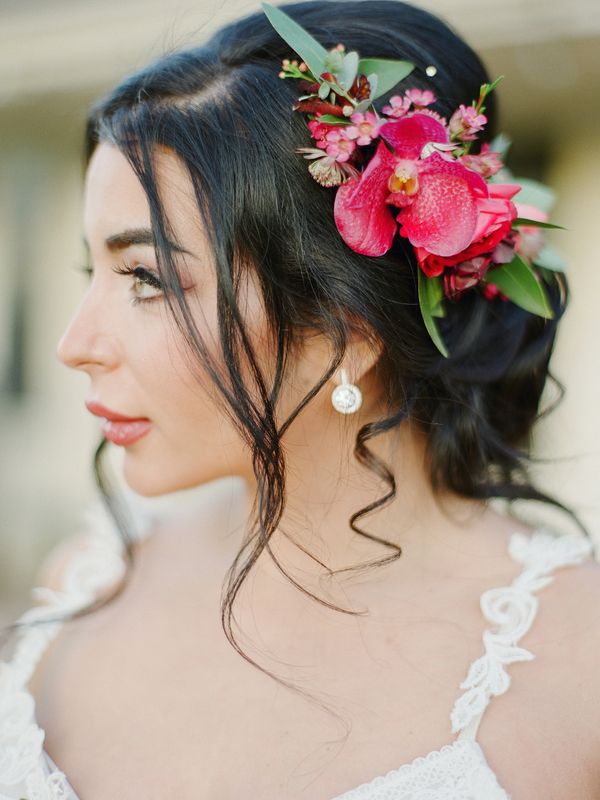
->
[[85, 399, 152, 446]]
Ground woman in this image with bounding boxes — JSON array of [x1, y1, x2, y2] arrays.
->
[[1, 1, 599, 798]]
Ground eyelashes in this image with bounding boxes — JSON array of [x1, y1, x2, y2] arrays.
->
[[73, 261, 164, 306], [111, 262, 164, 305]]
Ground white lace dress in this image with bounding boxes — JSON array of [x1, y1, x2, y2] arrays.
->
[[0, 498, 595, 800]]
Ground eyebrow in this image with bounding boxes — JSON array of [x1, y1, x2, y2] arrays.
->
[[82, 227, 194, 257]]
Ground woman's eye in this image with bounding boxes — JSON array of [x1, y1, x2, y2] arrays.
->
[[111, 262, 164, 305], [131, 274, 162, 300]]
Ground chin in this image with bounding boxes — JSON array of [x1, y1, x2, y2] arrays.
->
[[121, 454, 225, 498]]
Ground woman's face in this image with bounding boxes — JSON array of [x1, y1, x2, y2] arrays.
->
[[57, 141, 272, 496]]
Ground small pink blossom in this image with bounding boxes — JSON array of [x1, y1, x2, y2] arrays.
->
[[381, 94, 411, 118], [460, 143, 503, 177], [324, 128, 357, 162], [404, 88, 436, 108], [345, 111, 384, 146], [308, 118, 340, 148], [491, 231, 517, 264], [296, 147, 360, 187], [513, 202, 548, 261], [449, 104, 488, 141]]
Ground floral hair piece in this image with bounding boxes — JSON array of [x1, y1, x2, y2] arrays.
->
[[261, 2, 566, 358]]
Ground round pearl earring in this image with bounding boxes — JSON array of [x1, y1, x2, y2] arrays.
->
[[331, 369, 363, 414]]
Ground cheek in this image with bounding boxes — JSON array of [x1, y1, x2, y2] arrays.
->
[[136, 313, 220, 427], [121, 311, 249, 496]]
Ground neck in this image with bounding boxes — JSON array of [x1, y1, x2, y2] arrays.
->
[[235, 409, 514, 596]]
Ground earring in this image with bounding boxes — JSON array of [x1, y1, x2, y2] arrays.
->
[[331, 369, 363, 414]]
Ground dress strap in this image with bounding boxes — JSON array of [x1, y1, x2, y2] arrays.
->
[[450, 527, 595, 741]]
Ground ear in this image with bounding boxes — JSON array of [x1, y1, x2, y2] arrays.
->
[[291, 321, 384, 409], [334, 326, 384, 388]]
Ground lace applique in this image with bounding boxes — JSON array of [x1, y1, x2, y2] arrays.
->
[[0, 494, 157, 800], [450, 528, 594, 737], [331, 739, 509, 799]]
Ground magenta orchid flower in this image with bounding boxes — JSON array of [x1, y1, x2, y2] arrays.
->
[[333, 112, 491, 258]]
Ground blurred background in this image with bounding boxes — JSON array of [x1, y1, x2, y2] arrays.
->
[[1, 0, 599, 627]]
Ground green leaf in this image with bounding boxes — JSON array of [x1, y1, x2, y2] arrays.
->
[[356, 58, 415, 99], [488, 132, 512, 160], [486, 253, 554, 318], [312, 113, 349, 125], [513, 217, 565, 230], [352, 98, 372, 114], [366, 72, 378, 101], [483, 75, 504, 95], [533, 242, 568, 272], [512, 178, 556, 214], [318, 80, 331, 99], [418, 271, 449, 357], [339, 50, 359, 91], [261, 2, 329, 79]]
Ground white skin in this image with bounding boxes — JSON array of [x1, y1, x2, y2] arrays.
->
[[57, 140, 536, 604]]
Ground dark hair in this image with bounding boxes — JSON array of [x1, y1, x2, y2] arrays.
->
[[2, 0, 590, 719]]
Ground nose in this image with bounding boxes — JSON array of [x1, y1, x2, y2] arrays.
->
[[56, 291, 118, 372]]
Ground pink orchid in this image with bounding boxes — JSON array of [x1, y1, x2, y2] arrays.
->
[[404, 88, 436, 108], [323, 128, 357, 162], [345, 111, 384, 146], [415, 182, 521, 276], [381, 94, 412, 118], [449, 104, 487, 141], [333, 112, 489, 258]]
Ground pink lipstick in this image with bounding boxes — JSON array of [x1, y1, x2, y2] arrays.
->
[[85, 400, 152, 446]]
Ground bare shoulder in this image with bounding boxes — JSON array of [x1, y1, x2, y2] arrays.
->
[[34, 528, 100, 593], [527, 533, 600, 754]]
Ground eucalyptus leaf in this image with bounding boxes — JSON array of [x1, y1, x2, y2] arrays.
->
[[353, 98, 372, 114], [339, 50, 359, 91], [329, 82, 351, 97], [323, 49, 345, 74], [418, 271, 449, 357], [486, 253, 554, 318], [366, 73, 378, 101], [318, 80, 331, 99], [512, 178, 556, 214], [513, 217, 565, 230], [488, 132, 512, 160], [261, 2, 329, 79], [533, 242, 568, 272], [356, 58, 415, 99]]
